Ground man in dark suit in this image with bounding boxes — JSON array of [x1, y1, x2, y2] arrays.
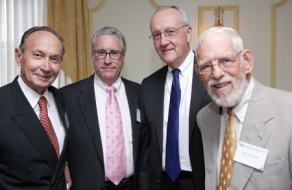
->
[[0, 26, 68, 189], [61, 26, 140, 190], [139, 6, 211, 190]]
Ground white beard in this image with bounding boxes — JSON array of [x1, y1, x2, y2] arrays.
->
[[206, 65, 248, 107]]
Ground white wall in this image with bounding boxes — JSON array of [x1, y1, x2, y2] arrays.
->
[[88, 0, 292, 91]]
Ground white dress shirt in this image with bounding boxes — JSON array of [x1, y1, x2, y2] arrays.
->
[[162, 50, 194, 172], [93, 74, 134, 179], [17, 77, 66, 154], [216, 78, 255, 184]]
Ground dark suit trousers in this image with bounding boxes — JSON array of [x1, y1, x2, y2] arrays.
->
[[161, 171, 195, 190]]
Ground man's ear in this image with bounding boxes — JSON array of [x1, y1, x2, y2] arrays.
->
[[242, 49, 253, 74], [186, 25, 192, 43], [15, 48, 22, 66]]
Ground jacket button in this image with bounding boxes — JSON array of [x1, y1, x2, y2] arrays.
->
[[156, 179, 161, 184], [27, 166, 33, 172]]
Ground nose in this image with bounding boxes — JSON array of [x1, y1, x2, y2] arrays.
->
[[104, 53, 112, 64], [159, 33, 170, 46], [41, 59, 52, 72], [211, 63, 225, 80]]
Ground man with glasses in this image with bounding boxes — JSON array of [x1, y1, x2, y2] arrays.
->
[[196, 27, 292, 189], [139, 6, 211, 190], [61, 26, 140, 190]]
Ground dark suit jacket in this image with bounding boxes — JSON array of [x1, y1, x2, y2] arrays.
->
[[60, 75, 141, 190], [0, 77, 69, 190], [139, 55, 212, 190]]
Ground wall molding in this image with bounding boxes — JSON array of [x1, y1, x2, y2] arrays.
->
[[271, 0, 288, 87], [148, 0, 159, 9], [89, 0, 107, 35], [198, 5, 239, 37]]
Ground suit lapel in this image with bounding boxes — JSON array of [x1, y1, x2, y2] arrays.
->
[[10, 79, 58, 171], [202, 104, 222, 189], [77, 76, 104, 163], [154, 67, 168, 153], [230, 80, 272, 189], [122, 78, 140, 162], [189, 54, 210, 138], [49, 86, 69, 186]]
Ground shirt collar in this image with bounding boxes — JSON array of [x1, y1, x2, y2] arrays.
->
[[17, 76, 52, 109], [94, 74, 122, 93], [168, 50, 194, 78]]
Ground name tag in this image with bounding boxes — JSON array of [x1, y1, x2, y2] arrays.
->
[[234, 141, 268, 171], [136, 109, 141, 123]]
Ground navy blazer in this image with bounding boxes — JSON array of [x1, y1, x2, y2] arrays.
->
[[0, 76, 69, 190], [139, 53, 212, 190]]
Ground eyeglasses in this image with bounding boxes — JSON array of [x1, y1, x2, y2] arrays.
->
[[93, 50, 124, 60], [195, 51, 242, 75], [149, 25, 188, 41]]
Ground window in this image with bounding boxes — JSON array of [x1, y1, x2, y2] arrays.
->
[[0, 0, 47, 87]]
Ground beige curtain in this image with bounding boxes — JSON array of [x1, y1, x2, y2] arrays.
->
[[48, 0, 93, 82]]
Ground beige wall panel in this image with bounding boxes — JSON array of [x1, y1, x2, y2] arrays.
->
[[88, 0, 292, 92]]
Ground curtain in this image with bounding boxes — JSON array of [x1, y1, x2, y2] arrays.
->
[[0, 0, 46, 86], [48, 0, 92, 82], [0, 0, 72, 87]]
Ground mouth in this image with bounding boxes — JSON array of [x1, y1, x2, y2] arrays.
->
[[213, 82, 230, 88], [161, 48, 173, 53], [102, 67, 115, 71], [37, 74, 52, 81]]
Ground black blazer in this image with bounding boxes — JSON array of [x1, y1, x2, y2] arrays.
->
[[0, 77, 69, 190], [60, 75, 141, 190], [139, 54, 212, 190]]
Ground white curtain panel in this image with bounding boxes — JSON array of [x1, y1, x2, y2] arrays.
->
[[0, 0, 72, 88]]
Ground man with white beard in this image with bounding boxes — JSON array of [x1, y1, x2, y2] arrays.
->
[[195, 27, 292, 190]]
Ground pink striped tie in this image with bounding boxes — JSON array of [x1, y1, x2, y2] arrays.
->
[[105, 86, 126, 185]]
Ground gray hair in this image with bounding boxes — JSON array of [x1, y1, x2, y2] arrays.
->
[[154, 6, 189, 26], [91, 26, 127, 53], [196, 27, 244, 59]]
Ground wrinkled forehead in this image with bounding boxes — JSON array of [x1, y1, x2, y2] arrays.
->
[[150, 8, 182, 31]]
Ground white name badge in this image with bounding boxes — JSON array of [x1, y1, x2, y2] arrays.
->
[[234, 141, 268, 171], [136, 109, 141, 123]]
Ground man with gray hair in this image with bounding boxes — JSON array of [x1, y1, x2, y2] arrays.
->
[[195, 27, 292, 189], [61, 26, 141, 190], [139, 6, 211, 190]]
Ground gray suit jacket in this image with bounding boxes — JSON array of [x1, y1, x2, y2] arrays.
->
[[197, 79, 292, 189]]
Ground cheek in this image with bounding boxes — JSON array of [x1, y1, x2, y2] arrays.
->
[[93, 61, 101, 70], [154, 43, 161, 52], [200, 75, 210, 86], [51, 64, 60, 74]]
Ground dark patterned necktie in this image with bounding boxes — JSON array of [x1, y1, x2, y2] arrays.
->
[[38, 96, 60, 159]]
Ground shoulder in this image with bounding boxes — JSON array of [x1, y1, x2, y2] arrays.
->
[[60, 75, 94, 93], [0, 78, 19, 100], [122, 77, 140, 88], [198, 102, 219, 117], [253, 79, 292, 104], [141, 65, 168, 87]]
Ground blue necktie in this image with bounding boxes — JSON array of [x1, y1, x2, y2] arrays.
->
[[165, 69, 181, 181]]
